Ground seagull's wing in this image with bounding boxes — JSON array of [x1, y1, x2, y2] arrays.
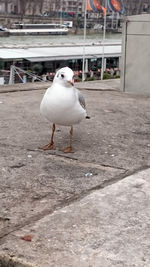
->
[[75, 88, 90, 119], [76, 89, 86, 110]]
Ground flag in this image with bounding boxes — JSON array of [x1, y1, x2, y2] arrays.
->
[[86, 0, 92, 11], [107, 0, 125, 15], [86, 0, 106, 15]]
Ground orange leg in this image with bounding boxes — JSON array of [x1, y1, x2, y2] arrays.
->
[[41, 123, 56, 150], [61, 126, 75, 153]]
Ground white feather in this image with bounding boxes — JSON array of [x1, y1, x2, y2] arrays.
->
[[40, 67, 87, 126]]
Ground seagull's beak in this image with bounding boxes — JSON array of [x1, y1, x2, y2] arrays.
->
[[67, 80, 74, 86]]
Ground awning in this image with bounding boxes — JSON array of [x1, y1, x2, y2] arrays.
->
[[24, 55, 86, 62], [24, 53, 121, 62], [0, 43, 121, 62]]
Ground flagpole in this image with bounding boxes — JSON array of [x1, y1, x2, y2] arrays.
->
[[82, 0, 87, 82], [101, 0, 107, 80]]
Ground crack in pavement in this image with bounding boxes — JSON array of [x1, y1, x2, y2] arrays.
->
[[0, 142, 127, 171]]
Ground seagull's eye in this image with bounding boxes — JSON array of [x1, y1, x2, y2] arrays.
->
[[61, 74, 65, 79]]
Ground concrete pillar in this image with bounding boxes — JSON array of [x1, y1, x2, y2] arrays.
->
[[121, 14, 150, 95]]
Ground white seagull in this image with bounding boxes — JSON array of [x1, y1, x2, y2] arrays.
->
[[40, 67, 90, 153]]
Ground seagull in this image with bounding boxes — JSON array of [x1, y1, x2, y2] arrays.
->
[[40, 66, 90, 153]]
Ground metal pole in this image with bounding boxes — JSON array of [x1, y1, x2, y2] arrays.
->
[[60, 0, 63, 25], [82, 0, 87, 82], [9, 65, 15, 84], [111, 11, 114, 29], [101, 0, 107, 80]]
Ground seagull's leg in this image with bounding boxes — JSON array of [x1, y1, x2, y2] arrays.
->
[[61, 126, 75, 153], [41, 123, 56, 150]]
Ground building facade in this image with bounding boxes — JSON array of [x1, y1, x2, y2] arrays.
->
[[0, 0, 150, 17], [42, 0, 83, 14], [123, 0, 150, 15], [0, 0, 18, 14]]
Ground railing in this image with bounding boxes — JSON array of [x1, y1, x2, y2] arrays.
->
[[9, 65, 48, 84]]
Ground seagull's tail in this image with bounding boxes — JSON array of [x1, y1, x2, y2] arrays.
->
[[86, 115, 90, 119]]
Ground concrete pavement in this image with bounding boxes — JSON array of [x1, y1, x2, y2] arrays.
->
[[0, 79, 150, 266]]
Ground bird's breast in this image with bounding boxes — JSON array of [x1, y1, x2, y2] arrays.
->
[[40, 86, 84, 126], [40, 68, 88, 126], [47, 87, 76, 109]]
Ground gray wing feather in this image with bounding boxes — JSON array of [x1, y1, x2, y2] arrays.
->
[[76, 89, 86, 110]]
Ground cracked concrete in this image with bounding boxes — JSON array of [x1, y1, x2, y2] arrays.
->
[[0, 80, 150, 266]]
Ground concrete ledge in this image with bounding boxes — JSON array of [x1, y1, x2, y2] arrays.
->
[[0, 168, 150, 266], [0, 253, 34, 267], [0, 81, 49, 94], [0, 79, 120, 94]]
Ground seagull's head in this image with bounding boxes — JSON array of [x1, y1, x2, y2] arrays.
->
[[54, 67, 74, 87]]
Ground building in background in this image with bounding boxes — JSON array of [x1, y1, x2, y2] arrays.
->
[[0, 0, 84, 17], [0, 0, 18, 14], [41, 0, 84, 18], [123, 0, 150, 15], [0, 0, 150, 17]]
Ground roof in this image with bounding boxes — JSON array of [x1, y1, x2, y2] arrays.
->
[[0, 43, 121, 62]]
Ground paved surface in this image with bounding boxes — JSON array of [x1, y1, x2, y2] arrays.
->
[[0, 79, 150, 266]]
